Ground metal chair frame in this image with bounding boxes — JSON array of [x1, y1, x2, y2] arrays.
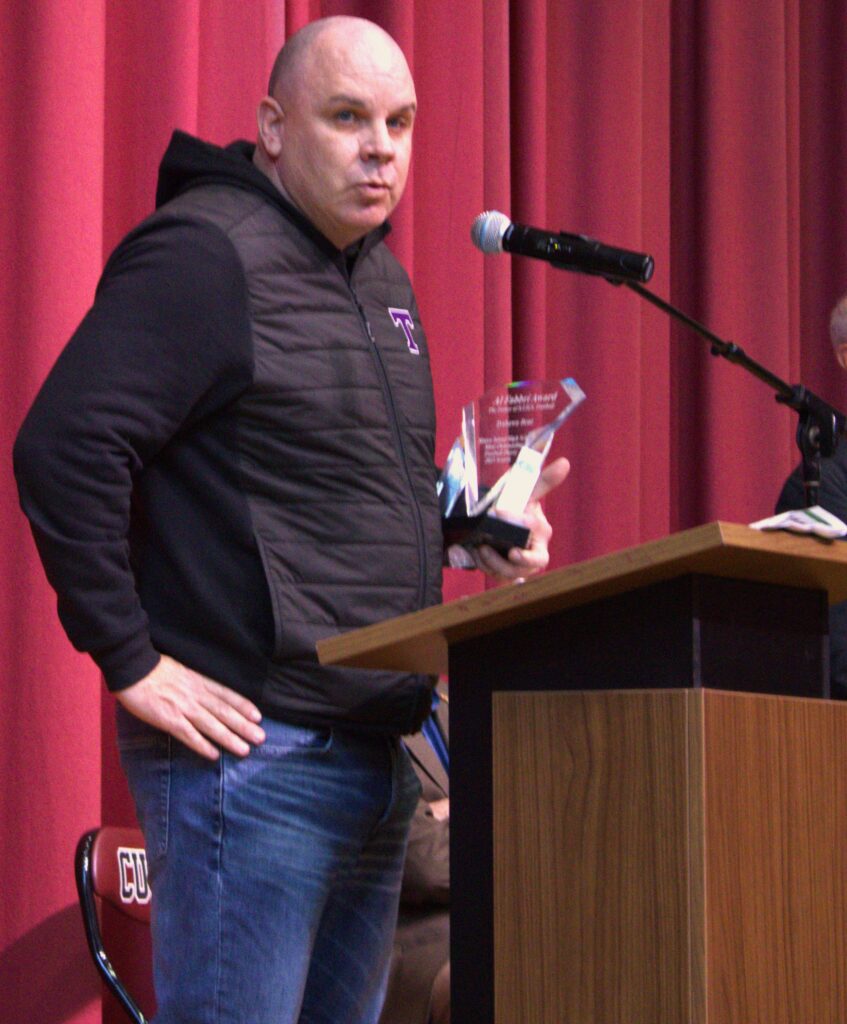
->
[[74, 828, 149, 1024]]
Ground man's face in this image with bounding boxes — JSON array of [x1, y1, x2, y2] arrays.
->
[[273, 28, 416, 250]]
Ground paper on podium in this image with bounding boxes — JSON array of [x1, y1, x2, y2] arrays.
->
[[749, 505, 847, 540]]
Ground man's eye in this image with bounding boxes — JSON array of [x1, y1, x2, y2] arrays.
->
[[335, 110, 357, 124]]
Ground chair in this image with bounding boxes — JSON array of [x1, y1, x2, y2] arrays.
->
[[75, 827, 154, 1024]]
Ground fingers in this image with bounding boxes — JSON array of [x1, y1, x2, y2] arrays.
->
[[180, 685, 265, 758], [428, 797, 450, 822], [115, 655, 266, 760], [529, 456, 570, 502], [470, 543, 526, 581], [474, 497, 554, 582]]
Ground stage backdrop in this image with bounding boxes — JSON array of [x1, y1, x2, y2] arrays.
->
[[2, 1, 846, 1021]]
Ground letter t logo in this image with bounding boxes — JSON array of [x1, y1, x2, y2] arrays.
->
[[388, 307, 420, 355]]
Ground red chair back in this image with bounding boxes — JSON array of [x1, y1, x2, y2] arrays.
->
[[91, 827, 151, 922]]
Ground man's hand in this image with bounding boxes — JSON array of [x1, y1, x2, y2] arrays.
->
[[115, 654, 266, 760], [428, 797, 450, 822], [472, 456, 570, 582]]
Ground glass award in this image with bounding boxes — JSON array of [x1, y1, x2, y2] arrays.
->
[[439, 377, 585, 557]]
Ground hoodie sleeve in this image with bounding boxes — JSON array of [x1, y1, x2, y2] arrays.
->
[[13, 215, 253, 689]]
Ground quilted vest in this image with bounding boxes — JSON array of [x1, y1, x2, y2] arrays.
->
[[146, 183, 443, 734]]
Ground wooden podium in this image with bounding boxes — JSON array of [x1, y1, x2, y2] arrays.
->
[[318, 523, 847, 1023]]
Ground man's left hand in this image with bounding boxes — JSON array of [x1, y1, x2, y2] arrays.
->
[[471, 456, 570, 582]]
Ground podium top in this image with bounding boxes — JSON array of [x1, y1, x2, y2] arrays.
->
[[317, 522, 847, 675]]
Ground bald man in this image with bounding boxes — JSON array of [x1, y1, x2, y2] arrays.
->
[[14, 16, 565, 1023], [776, 293, 847, 700], [831, 295, 847, 370]]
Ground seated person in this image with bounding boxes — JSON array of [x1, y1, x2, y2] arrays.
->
[[776, 293, 847, 699], [379, 690, 450, 1024]]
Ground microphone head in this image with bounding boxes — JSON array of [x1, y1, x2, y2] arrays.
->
[[471, 210, 511, 254]]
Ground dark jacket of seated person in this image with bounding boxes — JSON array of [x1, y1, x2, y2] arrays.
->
[[776, 449, 847, 699]]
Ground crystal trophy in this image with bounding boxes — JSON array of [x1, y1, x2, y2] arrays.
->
[[439, 377, 585, 557]]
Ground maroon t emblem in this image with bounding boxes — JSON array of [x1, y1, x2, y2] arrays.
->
[[388, 307, 420, 355]]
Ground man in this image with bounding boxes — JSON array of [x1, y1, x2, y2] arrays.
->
[[14, 16, 567, 1024], [776, 293, 847, 699], [831, 296, 847, 372]]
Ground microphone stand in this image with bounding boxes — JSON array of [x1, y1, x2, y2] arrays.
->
[[620, 280, 846, 509]]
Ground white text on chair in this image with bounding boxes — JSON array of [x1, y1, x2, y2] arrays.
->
[[117, 846, 151, 905]]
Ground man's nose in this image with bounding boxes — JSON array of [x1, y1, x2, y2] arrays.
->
[[361, 120, 394, 162]]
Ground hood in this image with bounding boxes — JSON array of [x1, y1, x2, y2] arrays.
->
[[154, 130, 389, 259], [156, 130, 285, 210]]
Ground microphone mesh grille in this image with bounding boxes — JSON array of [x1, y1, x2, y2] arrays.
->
[[470, 210, 510, 254]]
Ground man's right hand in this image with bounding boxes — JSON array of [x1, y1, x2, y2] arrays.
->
[[428, 797, 449, 822], [115, 654, 266, 760]]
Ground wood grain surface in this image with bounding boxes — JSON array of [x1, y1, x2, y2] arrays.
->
[[493, 690, 700, 1023], [703, 690, 847, 1023], [491, 689, 847, 1023]]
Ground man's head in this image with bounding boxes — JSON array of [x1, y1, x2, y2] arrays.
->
[[832, 295, 847, 370], [254, 17, 416, 250]]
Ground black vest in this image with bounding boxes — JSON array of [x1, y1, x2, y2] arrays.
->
[[137, 184, 443, 734]]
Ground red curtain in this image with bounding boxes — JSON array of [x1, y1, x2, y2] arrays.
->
[[3, 2, 847, 1020]]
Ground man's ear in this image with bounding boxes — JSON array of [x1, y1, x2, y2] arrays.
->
[[256, 96, 284, 159]]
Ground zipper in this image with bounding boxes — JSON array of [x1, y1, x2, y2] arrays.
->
[[348, 283, 429, 611]]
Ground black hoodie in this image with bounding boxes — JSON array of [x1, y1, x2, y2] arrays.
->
[[14, 131, 442, 735]]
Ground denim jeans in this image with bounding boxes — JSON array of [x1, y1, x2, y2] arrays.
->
[[117, 707, 420, 1024]]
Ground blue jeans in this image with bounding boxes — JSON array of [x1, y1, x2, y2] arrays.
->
[[117, 707, 420, 1024]]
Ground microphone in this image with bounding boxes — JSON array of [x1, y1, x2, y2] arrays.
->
[[471, 210, 654, 284]]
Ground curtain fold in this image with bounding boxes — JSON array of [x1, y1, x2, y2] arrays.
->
[[1, 4, 107, 1022], [3, 2, 847, 1020]]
